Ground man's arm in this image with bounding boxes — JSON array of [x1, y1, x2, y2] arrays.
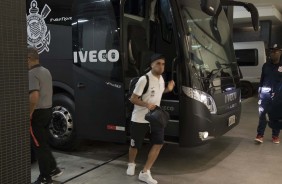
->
[[259, 64, 266, 87], [258, 64, 265, 93], [130, 94, 156, 110], [164, 88, 172, 93], [29, 91, 39, 119]]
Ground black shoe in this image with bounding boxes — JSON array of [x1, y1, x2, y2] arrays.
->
[[50, 167, 63, 179], [32, 176, 53, 184]]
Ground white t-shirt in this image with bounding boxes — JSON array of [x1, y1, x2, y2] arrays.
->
[[131, 71, 165, 123]]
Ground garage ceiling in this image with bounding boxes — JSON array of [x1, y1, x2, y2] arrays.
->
[[233, 0, 282, 25], [238, 0, 282, 13]]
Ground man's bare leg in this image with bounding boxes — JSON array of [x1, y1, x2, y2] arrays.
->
[[129, 147, 138, 163], [143, 144, 163, 172]]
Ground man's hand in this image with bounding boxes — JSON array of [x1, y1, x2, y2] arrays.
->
[[168, 80, 175, 91], [272, 93, 275, 98], [164, 80, 175, 93], [146, 104, 157, 111]]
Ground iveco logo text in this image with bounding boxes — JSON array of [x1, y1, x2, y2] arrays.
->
[[161, 106, 175, 111], [225, 92, 237, 103], [73, 50, 119, 63]]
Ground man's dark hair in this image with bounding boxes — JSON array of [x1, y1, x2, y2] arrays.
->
[[269, 44, 282, 52], [150, 53, 165, 64], [27, 46, 39, 60]]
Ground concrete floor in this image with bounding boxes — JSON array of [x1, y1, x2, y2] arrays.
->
[[31, 97, 282, 184]]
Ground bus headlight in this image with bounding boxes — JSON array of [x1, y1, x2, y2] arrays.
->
[[182, 86, 217, 114], [199, 131, 209, 140]]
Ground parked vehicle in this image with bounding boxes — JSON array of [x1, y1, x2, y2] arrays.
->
[[234, 41, 266, 98], [27, 0, 259, 150]]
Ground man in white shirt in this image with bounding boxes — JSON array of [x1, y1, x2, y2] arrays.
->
[[126, 53, 175, 184]]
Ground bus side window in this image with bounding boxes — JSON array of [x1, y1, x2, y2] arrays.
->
[[154, 0, 176, 72], [124, 0, 146, 18], [235, 49, 259, 66], [74, 2, 122, 82], [159, 0, 173, 43]]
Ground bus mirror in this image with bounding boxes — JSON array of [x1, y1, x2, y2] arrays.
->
[[200, 0, 221, 16], [245, 3, 259, 31], [220, 0, 260, 31]]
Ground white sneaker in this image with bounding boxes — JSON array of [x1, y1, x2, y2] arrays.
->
[[138, 170, 158, 184], [126, 163, 136, 176]]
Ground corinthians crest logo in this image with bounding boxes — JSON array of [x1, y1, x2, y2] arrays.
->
[[27, 0, 51, 54]]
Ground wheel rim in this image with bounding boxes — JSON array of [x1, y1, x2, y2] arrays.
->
[[241, 84, 251, 97], [241, 88, 249, 96], [50, 106, 74, 141]]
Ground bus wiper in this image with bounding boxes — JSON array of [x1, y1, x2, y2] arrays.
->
[[207, 63, 231, 82]]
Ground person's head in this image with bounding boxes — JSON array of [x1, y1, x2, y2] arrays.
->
[[269, 44, 282, 64], [27, 46, 39, 69], [150, 53, 165, 76]]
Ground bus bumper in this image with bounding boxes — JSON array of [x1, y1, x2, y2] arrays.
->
[[179, 96, 241, 147]]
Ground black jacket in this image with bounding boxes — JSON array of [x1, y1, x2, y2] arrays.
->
[[259, 60, 282, 93]]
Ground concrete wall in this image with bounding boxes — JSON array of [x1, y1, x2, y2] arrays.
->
[[0, 0, 30, 183], [272, 25, 282, 47], [233, 21, 282, 49]]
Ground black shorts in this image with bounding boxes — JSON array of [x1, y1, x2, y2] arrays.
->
[[130, 121, 164, 149]]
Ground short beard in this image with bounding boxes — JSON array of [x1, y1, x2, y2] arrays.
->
[[152, 70, 163, 76]]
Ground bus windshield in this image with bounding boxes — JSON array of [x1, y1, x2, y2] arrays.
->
[[179, 0, 239, 81]]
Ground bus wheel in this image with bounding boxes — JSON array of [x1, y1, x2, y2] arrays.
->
[[240, 81, 253, 99], [49, 93, 80, 151]]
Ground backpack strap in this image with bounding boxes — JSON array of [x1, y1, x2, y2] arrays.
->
[[142, 74, 149, 95]]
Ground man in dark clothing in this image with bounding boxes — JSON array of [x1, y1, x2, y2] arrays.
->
[[28, 46, 63, 184], [255, 44, 282, 144]]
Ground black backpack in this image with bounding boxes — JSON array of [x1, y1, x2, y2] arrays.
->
[[126, 75, 149, 113]]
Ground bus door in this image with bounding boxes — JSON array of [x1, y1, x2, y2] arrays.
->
[[72, 0, 126, 143]]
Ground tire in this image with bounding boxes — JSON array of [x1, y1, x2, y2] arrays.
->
[[240, 81, 254, 98], [49, 93, 80, 151]]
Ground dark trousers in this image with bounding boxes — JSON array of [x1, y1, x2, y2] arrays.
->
[[257, 92, 280, 136], [31, 108, 57, 179]]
